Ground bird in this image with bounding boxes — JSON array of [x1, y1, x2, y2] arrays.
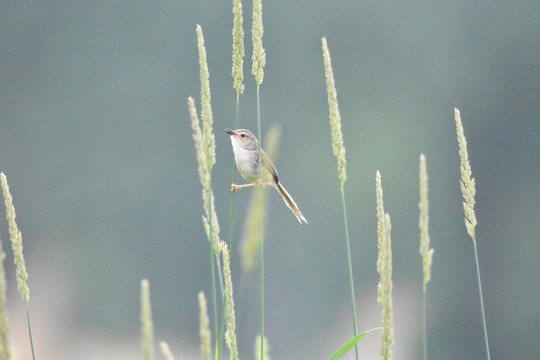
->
[[225, 128, 307, 224]]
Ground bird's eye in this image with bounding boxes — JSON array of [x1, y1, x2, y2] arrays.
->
[[241, 134, 245, 137]]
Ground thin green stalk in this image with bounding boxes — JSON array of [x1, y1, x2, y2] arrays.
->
[[217, 293, 226, 360], [26, 309, 35, 360], [473, 241, 490, 359], [256, 84, 265, 360], [206, 188, 222, 356], [227, 95, 241, 249], [208, 217, 218, 355], [422, 293, 427, 360], [340, 186, 358, 360]]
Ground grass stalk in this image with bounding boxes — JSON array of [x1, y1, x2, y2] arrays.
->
[[340, 186, 358, 359], [321, 37, 358, 359], [256, 84, 265, 360], [454, 108, 490, 359]]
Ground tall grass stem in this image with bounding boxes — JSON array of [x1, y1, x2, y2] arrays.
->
[[454, 108, 490, 359], [322, 37, 358, 359]]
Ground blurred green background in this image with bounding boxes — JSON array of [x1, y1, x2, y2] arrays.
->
[[1, 1, 539, 359]]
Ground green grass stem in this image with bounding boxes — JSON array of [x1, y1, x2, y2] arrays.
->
[[322, 37, 358, 360], [340, 186, 358, 360], [26, 310, 35, 360], [256, 84, 265, 360]]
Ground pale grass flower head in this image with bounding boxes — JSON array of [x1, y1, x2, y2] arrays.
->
[[196, 25, 216, 169], [140, 279, 155, 360], [1, 172, 30, 306], [0, 232, 11, 360], [219, 241, 239, 360], [255, 334, 270, 360], [198, 291, 212, 360], [375, 171, 393, 359], [419, 154, 434, 291], [232, 0, 245, 95], [322, 37, 347, 185], [375, 170, 384, 244], [251, 0, 266, 85], [377, 214, 394, 360], [159, 342, 175, 360], [189, 100, 221, 253], [194, 26, 220, 251], [455, 108, 477, 242]]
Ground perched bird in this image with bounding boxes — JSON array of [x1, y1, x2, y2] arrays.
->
[[226, 128, 307, 224]]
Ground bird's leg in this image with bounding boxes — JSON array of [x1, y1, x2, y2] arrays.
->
[[231, 180, 273, 191], [231, 183, 256, 191]]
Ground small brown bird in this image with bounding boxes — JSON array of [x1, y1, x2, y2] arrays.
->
[[226, 128, 307, 224]]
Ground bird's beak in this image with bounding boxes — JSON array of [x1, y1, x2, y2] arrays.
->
[[225, 128, 236, 135]]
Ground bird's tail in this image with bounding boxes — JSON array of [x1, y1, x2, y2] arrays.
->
[[275, 182, 308, 224]]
